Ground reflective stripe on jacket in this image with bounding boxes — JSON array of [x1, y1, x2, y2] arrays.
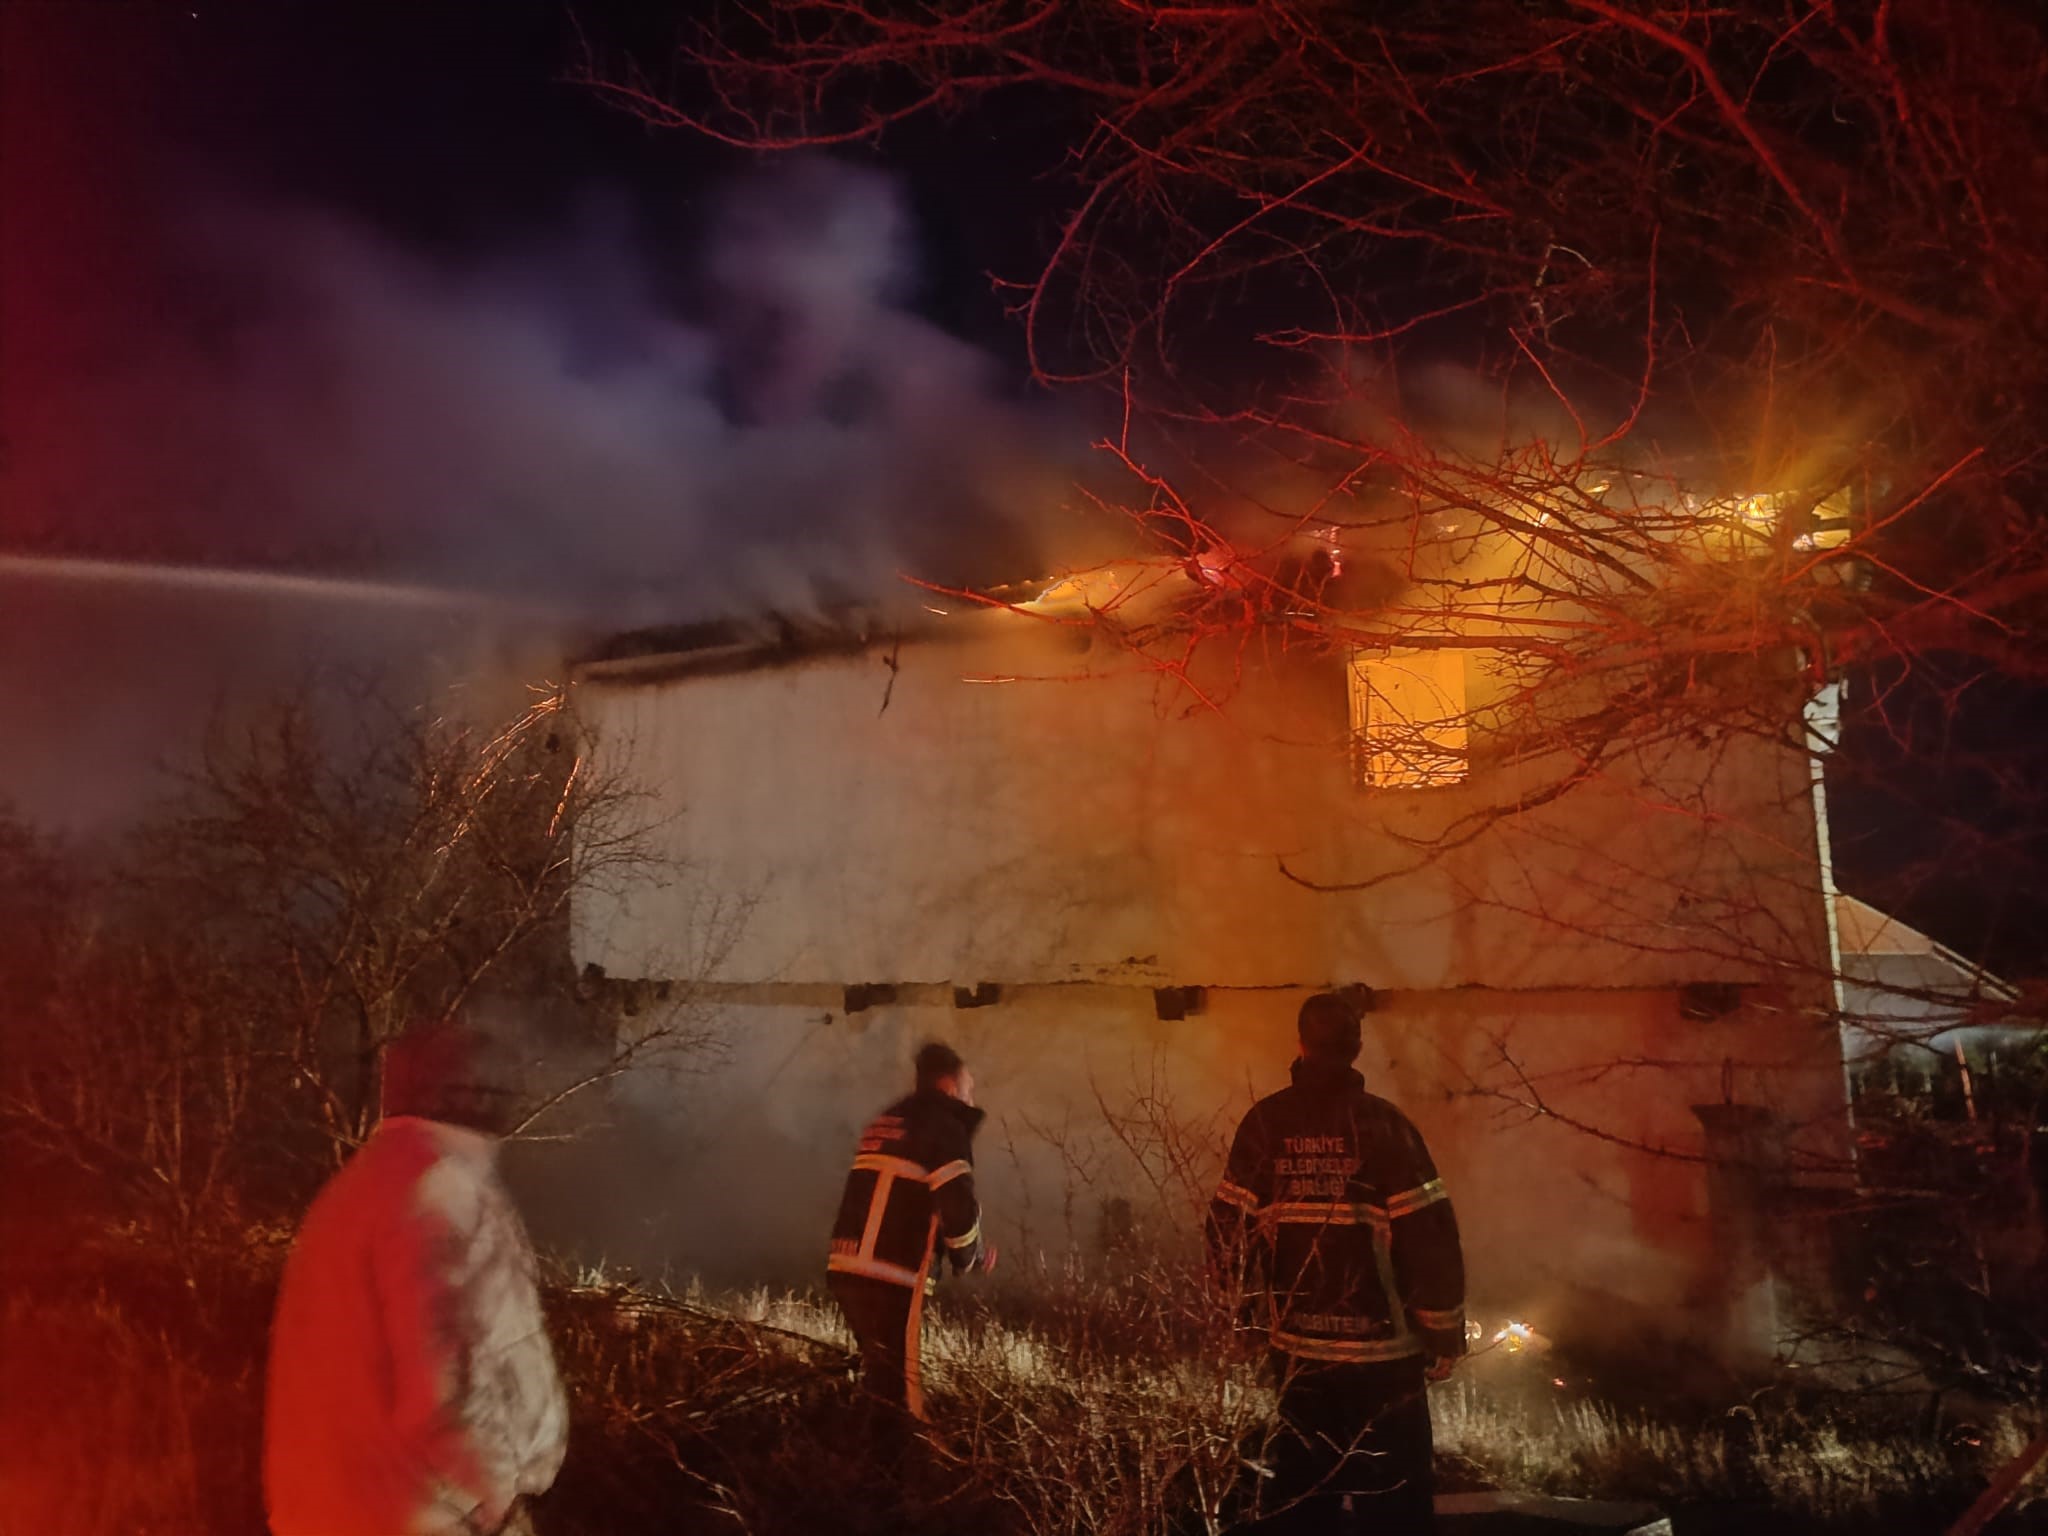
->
[[829, 1089, 985, 1288], [1206, 1058, 1466, 1363]]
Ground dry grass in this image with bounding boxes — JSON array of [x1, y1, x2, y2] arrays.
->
[[549, 1270, 2048, 1534], [546, 1268, 1271, 1535], [1436, 1381, 1735, 1505], [1436, 1370, 2046, 1529], [2, 1253, 2042, 1536]]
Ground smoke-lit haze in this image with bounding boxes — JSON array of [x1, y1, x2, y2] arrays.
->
[[14, 164, 1065, 614], [2, 9, 1081, 826]]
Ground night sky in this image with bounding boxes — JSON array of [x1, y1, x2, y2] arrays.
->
[[2, 1, 2040, 978], [9, 1, 1053, 376]]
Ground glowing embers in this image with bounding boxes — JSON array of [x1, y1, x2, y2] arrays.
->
[[1467, 1315, 1555, 1358], [1348, 648, 1469, 790], [1692, 488, 1855, 556], [1024, 567, 1128, 614], [1731, 493, 1779, 533], [1187, 540, 1237, 587], [1491, 1320, 1541, 1353], [1014, 548, 1246, 621]]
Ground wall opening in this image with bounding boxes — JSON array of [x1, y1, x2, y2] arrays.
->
[[1348, 648, 1469, 789]]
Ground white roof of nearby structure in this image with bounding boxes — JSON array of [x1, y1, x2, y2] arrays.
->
[[1834, 894, 2029, 1058], [1834, 894, 1945, 958], [1834, 893, 2018, 1001]]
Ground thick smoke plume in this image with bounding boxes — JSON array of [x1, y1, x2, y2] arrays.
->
[[1, 157, 1078, 824], [14, 157, 1067, 618]]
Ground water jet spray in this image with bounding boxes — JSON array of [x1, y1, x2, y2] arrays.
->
[[0, 552, 568, 618]]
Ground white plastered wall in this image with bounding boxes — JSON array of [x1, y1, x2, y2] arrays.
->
[[550, 980, 1843, 1338], [562, 614, 1849, 1328], [572, 615, 1841, 1000]]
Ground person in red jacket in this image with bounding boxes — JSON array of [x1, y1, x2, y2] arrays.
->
[[827, 1041, 995, 1423], [264, 1016, 567, 1536], [1207, 992, 1466, 1535]]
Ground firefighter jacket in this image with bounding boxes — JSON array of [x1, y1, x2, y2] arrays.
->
[[1206, 1058, 1466, 1364], [265, 1116, 568, 1536], [829, 1089, 987, 1289]]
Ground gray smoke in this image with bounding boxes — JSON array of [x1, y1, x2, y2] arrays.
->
[[101, 161, 1064, 614], [0, 158, 1086, 825]]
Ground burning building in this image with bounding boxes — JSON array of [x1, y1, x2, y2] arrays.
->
[[567, 490, 1866, 1357]]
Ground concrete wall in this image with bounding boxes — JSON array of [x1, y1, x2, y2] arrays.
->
[[557, 611, 1849, 1337], [525, 979, 1847, 1340], [1358, 985, 1849, 1337], [571, 612, 1839, 998]]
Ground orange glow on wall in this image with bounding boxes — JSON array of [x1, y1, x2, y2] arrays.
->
[[1348, 649, 1469, 789]]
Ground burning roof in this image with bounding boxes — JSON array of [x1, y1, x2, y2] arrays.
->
[[572, 607, 911, 682], [572, 525, 1365, 685]]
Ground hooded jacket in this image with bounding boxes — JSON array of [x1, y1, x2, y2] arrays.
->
[[265, 1116, 568, 1536], [828, 1088, 986, 1289], [1206, 1058, 1466, 1364]]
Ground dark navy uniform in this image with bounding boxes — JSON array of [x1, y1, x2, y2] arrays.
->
[[1208, 1056, 1465, 1533], [827, 1088, 986, 1418]]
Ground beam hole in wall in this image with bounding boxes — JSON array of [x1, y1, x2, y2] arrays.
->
[[952, 983, 1002, 1010], [844, 983, 901, 1014], [1153, 986, 1207, 1021], [1678, 982, 1747, 1022]]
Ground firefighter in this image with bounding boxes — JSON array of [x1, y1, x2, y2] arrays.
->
[[265, 1016, 567, 1536], [1207, 992, 1466, 1535], [827, 1040, 995, 1423]]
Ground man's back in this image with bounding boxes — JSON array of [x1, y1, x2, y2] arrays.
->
[[828, 1088, 985, 1287], [825, 1049, 990, 1425], [1208, 997, 1464, 1534], [1210, 1057, 1465, 1362], [265, 1117, 566, 1536]]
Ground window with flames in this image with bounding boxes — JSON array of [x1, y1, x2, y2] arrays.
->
[[1348, 649, 1469, 789]]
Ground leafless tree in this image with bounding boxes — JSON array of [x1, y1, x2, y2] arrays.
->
[[0, 683, 724, 1261]]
